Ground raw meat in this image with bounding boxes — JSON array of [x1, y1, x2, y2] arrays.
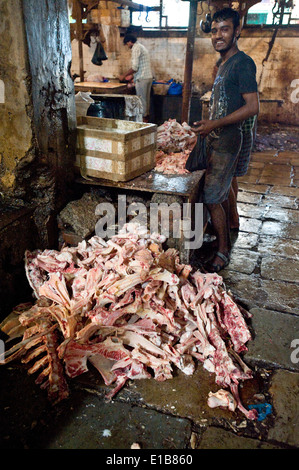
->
[[208, 389, 237, 412], [157, 119, 196, 153], [155, 119, 197, 175], [0, 222, 257, 420], [155, 150, 190, 175], [2, 303, 69, 404]]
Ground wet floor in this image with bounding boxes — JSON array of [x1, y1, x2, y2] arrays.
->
[[0, 147, 298, 451]]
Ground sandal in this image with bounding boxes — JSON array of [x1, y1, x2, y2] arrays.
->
[[205, 251, 230, 273]]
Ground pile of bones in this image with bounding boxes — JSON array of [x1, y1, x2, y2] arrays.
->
[[0, 223, 257, 420], [155, 119, 197, 175]]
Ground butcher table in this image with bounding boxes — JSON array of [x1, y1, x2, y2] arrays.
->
[[74, 81, 129, 95], [75, 169, 206, 263]]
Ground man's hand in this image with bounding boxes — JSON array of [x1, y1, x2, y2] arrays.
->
[[190, 93, 259, 138], [191, 120, 217, 138], [119, 68, 136, 83]]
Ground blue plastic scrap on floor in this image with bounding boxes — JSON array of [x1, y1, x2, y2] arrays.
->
[[248, 403, 273, 421]]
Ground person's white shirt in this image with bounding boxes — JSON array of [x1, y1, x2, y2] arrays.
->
[[131, 41, 152, 81]]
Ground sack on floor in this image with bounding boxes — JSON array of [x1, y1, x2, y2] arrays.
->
[[185, 135, 207, 171]]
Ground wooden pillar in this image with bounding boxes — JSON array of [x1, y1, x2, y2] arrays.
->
[[73, 0, 84, 82], [181, 0, 198, 124]]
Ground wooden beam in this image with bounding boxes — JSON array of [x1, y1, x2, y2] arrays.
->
[[75, 0, 85, 81], [104, 0, 160, 12], [181, 0, 198, 123]]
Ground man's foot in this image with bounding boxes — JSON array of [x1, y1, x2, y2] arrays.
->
[[205, 251, 230, 273]]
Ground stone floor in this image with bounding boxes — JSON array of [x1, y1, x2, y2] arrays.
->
[[0, 148, 298, 451]]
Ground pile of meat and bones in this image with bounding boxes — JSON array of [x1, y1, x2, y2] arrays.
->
[[155, 119, 197, 175], [0, 223, 257, 420]]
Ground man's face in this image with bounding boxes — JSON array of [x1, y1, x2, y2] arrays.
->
[[125, 41, 134, 49], [211, 19, 239, 53]]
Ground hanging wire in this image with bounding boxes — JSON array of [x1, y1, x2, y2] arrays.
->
[[197, 1, 204, 16]]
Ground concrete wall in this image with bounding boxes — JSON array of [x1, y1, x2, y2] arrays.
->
[[0, 0, 35, 193], [71, 28, 299, 125], [0, 0, 76, 195], [0, 0, 77, 316], [0, 0, 77, 247], [22, 0, 77, 198]]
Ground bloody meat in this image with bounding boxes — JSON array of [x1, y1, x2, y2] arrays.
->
[[0, 223, 257, 420]]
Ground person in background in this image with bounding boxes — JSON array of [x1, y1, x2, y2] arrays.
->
[[119, 34, 153, 122], [192, 7, 259, 272]]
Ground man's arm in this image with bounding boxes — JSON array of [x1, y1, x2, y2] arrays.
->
[[119, 68, 136, 82], [120, 44, 141, 81], [192, 92, 259, 137]]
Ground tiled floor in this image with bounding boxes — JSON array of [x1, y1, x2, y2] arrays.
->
[[190, 149, 299, 447], [225, 150, 299, 308], [239, 150, 299, 187]]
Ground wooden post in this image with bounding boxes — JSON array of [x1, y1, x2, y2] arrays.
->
[[73, 0, 84, 82], [181, 0, 198, 124], [105, 0, 161, 11], [77, 2, 84, 82]]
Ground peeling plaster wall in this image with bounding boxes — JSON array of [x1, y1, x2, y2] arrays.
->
[[0, 0, 77, 250], [71, 30, 299, 125], [22, 0, 77, 195], [0, 0, 35, 193], [21, 0, 77, 247], [191, 34, 299, 125], [0, 0, 77, 203], [0, 0, 77, 317]]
